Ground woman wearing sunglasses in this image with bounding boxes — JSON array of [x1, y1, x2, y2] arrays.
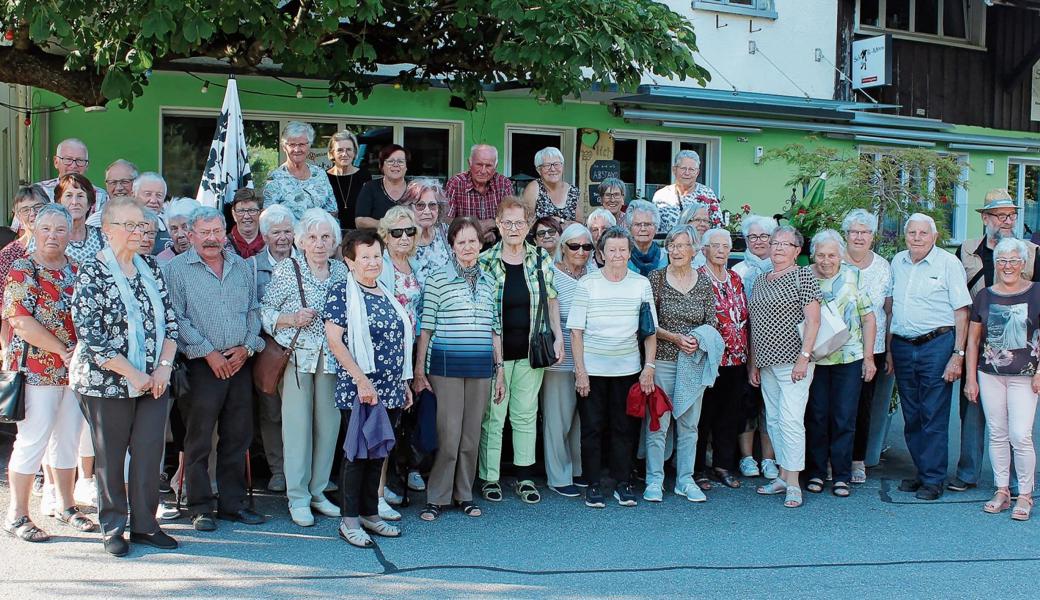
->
[[542, 223, 597, 498], [529, 216, 562, 258], [404, 178, 452, 283]]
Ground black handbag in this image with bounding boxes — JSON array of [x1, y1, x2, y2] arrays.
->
[[170, 354, 191, 399], [637, 301, 656, 342], [0, 342, 29, 423], [528, 252, 557, 369]]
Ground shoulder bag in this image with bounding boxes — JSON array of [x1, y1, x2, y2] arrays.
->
[[528, 252, 557, 369], [0, 342, 28, 423], [253, 257, 307, 395], [798, 271, 851, 361]]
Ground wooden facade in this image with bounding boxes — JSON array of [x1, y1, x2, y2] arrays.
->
[[836, 2, 1040, 133]]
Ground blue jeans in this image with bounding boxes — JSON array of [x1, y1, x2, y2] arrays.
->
[[891, 331, 954, 486], [806, 360, 863, 483], [863, 368, 896, 467]]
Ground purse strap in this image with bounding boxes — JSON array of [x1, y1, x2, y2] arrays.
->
[[285, 257, 308, 350], [534, 251, 551, 334]]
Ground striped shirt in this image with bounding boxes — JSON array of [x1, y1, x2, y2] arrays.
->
[[420, 262, 501, 379], [567, 270, 657, 377], [547, 262, 598, 372]]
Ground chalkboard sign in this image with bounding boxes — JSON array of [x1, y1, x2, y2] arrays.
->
[[589, 160, 621, 182]]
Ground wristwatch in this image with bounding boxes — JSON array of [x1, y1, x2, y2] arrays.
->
[[800, 351, 812, 359], [159, 359, 173, 368], [246, 346, 255, 358], [953, 349, 966, 357]]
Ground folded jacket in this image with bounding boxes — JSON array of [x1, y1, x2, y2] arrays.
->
[[625, 382, 672, 432], [344, 401, 396, 461]]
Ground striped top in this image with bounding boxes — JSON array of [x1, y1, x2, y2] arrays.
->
[[567, 270, 657, 377], [547, 262, 598, 372], [420, 262, 502, 379]]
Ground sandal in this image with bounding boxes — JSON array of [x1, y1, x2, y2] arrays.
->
[[481, 481, 503, 502], [851, 462, 867, 484], [806, 478, 825, 494], [338, 523, 373, 547], [714, 469, 741, 489], [3, 515, 50, 543], [57, 507, 98, 532], [983, 489, 1012, 514], [1012, 495, 1033, 521], [360, 517, 401, 538], [784, 487, 803, 508], [694, 472, 713, 491], [419, 503, 441, 522], [455, 500, 482, 517], [756, 478, 788, 495], [832, 482, 851, 497], [514, 480, 541, 504]]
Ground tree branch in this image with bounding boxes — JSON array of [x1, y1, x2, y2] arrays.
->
[[0, 45, 106, 107]]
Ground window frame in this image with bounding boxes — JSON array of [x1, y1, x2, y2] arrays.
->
[[503, 124, 577, 183], [606, 129, 722, 202], [1009, 157, 1040, 239], [691, 0, 778, 20], [854, 0, 986, 50]]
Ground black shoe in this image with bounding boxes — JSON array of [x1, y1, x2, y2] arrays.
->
[[217, 508, 265, 525], [549, 484, 581, 498], [130, 530, 178, 550], [614, 482, 638, 507], [898, 478, 923, 492], [915, 484, 943, 501], [946, 477, 976, 492], [192, 513, 217, 532], [158, 473, 173, 494], [585, 485, 606, 509], [103, 534, 129, 557], [572, 476, 590, 488]]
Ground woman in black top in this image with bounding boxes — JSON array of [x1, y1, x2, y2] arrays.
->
[[326, 131, 371, 230], [355, 144, 409, 230]]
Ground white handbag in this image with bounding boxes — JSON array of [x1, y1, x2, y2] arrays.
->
[[798, 300, 851, 361]]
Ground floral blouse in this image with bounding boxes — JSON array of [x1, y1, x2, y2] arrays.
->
[[847, 252, 892, 355], [648, 268, 717, 362], [393, 267, 422, 333], [2, 259, 77, 385], [260, 257, 348, 374], [701, 266, 749, 367], [69, 256, 179, 397], [815, 265, 874, 366], [0, 240, 28, 309], [262, 163, 337, 220], [535, 180, 579, 222], [414, 224, 452, 283]]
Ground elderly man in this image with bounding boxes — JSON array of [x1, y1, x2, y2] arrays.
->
[[103, 159, 138, 204], [156, 198, 200, 266], [889, 213, 972, 501], [651, 150, 718, 232], [164, 206, 266, 530], [445, 144, 513, 242], [227, 189, 265, 259], [35, 138, 108, 204], [249, 204, 297, 493], [948, 189, 1040, 493]]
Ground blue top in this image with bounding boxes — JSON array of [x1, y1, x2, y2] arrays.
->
[[420, 262, 501, 379]]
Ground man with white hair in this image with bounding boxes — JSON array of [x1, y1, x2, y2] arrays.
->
[[34, 138, 108, 204], [103, 159, 138, 203], [651, 149, 718, 231], [889, 213, 972, 501], [444, 144, 513, 243]]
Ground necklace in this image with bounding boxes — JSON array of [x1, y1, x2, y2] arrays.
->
[[768, 264, 796, 280], [329, 171, 355, 215], [556, 261, 587, 280], [357, 280, 378, 290], [706, 264, 728, 284]]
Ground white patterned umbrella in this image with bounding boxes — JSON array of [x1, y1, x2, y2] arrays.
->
[[196, 77, 252, 208]]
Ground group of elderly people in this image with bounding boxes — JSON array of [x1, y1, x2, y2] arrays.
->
[[3, 131, 1037, 559]]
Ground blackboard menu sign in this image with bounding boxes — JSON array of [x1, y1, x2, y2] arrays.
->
[[588, 159, 621, 206]]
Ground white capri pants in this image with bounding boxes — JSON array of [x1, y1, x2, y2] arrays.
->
[[8, 385, 84, 474], [760, 363, 815, 473]]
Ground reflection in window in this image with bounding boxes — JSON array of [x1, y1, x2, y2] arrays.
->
[[509, 132, 565, 194], [161, 115, 279, 199], [404, 127, 450, 182], [860, 0, 880, 27], [886, 0, 910, 30]]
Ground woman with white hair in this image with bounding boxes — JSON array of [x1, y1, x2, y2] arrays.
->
[[586, 208, 616, 267], [596, 178, 628, 231], [964, 237, 1040, 521], [627, 200, 668, 276], [404, 178, 452, 282], [676, 202, 710, 268], [805, 229, 876, 498], [260, 208, 348, 527], [522, 147, 582, 226], [156, 198, 201, 266], [651, 150, 719, 231], [325, 130, 372, 230], [841, 208, 894, 483], [263, 121, 337, 220]]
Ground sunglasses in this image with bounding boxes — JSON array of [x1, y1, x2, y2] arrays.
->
[[565, 242, 594, 252], [389, 227, 417, 238], [535, 229, 558, 238]]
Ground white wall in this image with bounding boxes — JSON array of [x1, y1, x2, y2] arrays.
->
[[647, 0, 839, 99]]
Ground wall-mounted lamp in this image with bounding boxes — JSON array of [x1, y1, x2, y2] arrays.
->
[[754, 146, 764, 164], [986, 159, 995, 175]]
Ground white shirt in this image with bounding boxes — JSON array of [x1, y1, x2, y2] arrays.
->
[[567, 270, 657, 377], [891, 245, 971, 338]]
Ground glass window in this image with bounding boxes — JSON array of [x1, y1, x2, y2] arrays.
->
[[915, 0, 938, 35], [348, 124, 393, 176], [644, 140, 674, 201], [612, 138, 639, 201], [692, 0, 777, 19], [1011, 161, 1040, 239], [161, 115, 279, 199], [943, 0, 967, 38], [860, 0, 880, 27], [509, 131, 566, 195], [886, 0, 910, 30], [403, 127, 450, 182]]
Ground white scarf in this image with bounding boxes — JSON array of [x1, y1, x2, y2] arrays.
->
[[343, 271, 414, 380]]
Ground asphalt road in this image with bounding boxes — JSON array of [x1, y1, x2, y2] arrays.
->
[[2, 406, 1039, 600]]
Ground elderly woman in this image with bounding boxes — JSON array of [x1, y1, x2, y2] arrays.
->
[[405, 178, 452, 281], [263, 121, 337, 220], [644, 225, 716, 503], [325, 130, 372, 230], [651, 150, 719, 231], [530, 216, 562, 257], [733, 214, 779, 479], [48, 174, 105, 264], [842, 209, 894, 482], [626, 200, 668, 277], [2, 204, 94, 543], [805, 229, 876, 498], [522, 147, 582, 225], [478, 196, 563, 504], [156, 198, 200, 266], [356, 144, 410, 230], [597, 178, 628, 230], [586, 208, 618, 247], [542, 223, 597, 497], [413, 217, 504, 521], [678, 202, 713, 239], [570, 226, 657, 508], [964, 237, 1040, 521], [324, 229, 414, 548], [260, 208, 348, 527], [0, 186, 49, 311], [697, 228, 751, 490], [747, 225, 821, 509], [69, 196, 180, 556]]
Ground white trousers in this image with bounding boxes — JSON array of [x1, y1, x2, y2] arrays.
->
[[9, 385, 83, 474], [760, 363, 815, 473]]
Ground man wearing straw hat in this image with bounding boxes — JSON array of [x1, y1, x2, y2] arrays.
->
[[950, 189, 1040, 494]]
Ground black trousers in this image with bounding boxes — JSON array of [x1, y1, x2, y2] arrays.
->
[[852, 352, 885, 462], [579, 374, 639, 484], [181, 358, 254, 514], [340, 408, 399, 518], [696, 364, 746, 472]]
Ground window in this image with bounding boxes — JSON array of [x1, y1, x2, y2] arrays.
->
[[856, 0, 983, 46], [505, 126, 577, 195], [692, 0, 777, 19], [1009, 159, 1040, 239], [609, 133, 715, 202]]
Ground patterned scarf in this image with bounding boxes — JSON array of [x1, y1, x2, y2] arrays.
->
[[629, 242, 662, 277], [454, 256, 480, 293]]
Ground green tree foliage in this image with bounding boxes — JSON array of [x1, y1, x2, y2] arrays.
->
[[0, 0, 709, 109]]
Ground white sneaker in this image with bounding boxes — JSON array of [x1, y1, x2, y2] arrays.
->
[[289, 506, 315, 527], [643, 483, 663, 502], [407, 471, 426, 492], [74, 477, 97, 507], [156, 501, 181, 520], [675, 483, 707, 503], [310, 497, 341, 517], [761, 458, 780, 480], [378, 497, 401, 521], [739, 456, 761, 477], [383, 487, 403, 506], [39, 483, 57, 517]]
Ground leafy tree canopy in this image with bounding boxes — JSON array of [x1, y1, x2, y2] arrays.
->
[[1, 0, 709, 109]]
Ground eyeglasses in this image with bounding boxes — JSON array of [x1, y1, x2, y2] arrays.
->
[[413, 202, 438, 212], [499, 220, 527, 231], [285, 142, 309, 150], [676, 166, 697, 173], [565, 242, 594, 252], [667, 243, 693, 251], [846, 229, 873, 237], [384, 159, 407, 166], [109, 221, 150, 232], [691, 218, 710, 225], [535, 229, 558, 238], [388, 227, 417, 238], [770, 241, 799, 249], [996, 258, 1025, 266], [105, 178, 134, 188], [234, 207, 260, 215], [56, 156, 88, 167], [746, 233, 770, 242], [631, 221, 655, 230], [15, 203, 48, 217], [987, 212, 1018, 223], [601, 192, 624, 199], [539, 162, 563, 170]]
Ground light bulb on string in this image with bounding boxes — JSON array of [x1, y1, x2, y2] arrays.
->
[[200, 81, 210, 94], [295, 86, 303, 99], [62, 102, 69, 114], [328, 94, 334, 108]]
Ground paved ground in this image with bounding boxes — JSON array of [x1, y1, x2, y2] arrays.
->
[[2, 406, 1039, 600]]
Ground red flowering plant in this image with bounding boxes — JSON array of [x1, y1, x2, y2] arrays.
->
[[722, 202, 753, 235], [696, 194, 724, 228]]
